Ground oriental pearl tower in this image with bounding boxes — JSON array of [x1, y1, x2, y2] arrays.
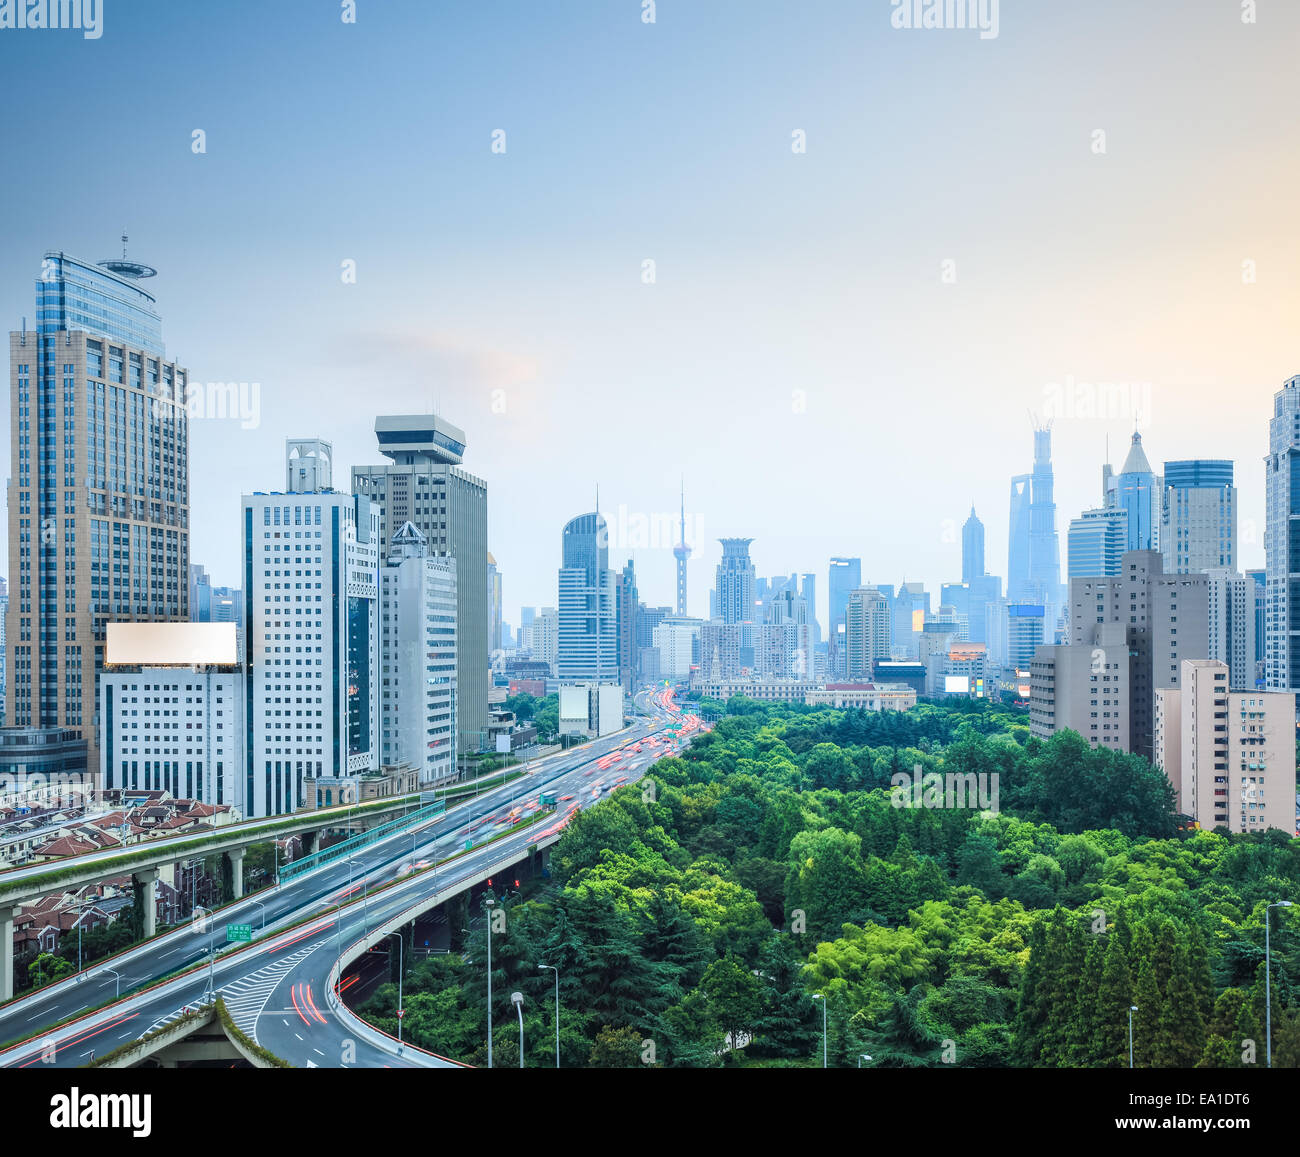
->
[[673, 478, 691, 617]]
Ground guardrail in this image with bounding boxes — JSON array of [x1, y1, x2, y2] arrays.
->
[[278, 801, 445, 885]]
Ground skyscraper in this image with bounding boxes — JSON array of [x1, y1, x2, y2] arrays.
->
[[1161, 459, 1236, 574], [556, 513, 618, 683], [1009, 422, 1063, 632], [962, 506, 985, 584], [844, 588, 891, 679], [1109, 432, 1161, 553], [352, 414, 487, 753], [715, 539, 756, 625], [1265, 374, 1300, 696], [615, 559, 638, 691], [673, 479, 691, 617], [1067, 507, 1128, 579], [486, 552, 502, 657], [6, 250, 190, 775], [244, 441, 381, 816], [380, 522, 457, 786]]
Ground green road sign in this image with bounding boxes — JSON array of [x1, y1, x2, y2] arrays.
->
[[540, 794, 557, 806], [465, 839, 473, 851], [226, 924, 252, 943]]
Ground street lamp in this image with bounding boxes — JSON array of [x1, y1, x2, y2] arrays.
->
[[538, 963, 560, 1068], [1266, 900, 1294, 1068], [485, 896, 495, 1069], [812, 993, 827, 1068], [194, 905, 217, 1002], [248, 898, 266, 935], [102, 966, 122, 1000], [858, 1054, 872, 1068], [512, 991, 525, 1068], [1128, 1005, 1138, 1069], [346, 858, 368, 929], [387, 931, 405, 1053]]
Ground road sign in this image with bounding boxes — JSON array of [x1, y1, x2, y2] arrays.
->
[[465, 839, 473, 850], [397, 1008, 404, 1019], [226, 923, 252, 943]]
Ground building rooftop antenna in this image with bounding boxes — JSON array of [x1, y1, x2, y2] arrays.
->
[[99, 231, 157, 280]]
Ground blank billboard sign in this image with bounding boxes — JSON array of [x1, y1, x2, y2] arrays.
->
[[944, 675, 970, 694], [106, 622, 238, 667]]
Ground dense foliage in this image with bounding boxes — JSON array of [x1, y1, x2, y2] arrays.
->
[[359, 698, 1300, 1067]]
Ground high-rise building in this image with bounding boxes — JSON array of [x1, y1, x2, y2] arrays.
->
[[1161, 459, 1235, 574], [380, 522, 457, 786], [1029, 621, 1131, 750], [1068, 507, 1128, 580], [1006, 603, 1046, 670], [715, 539, 756, 626], [352, 414, 487, 753], [1108, 432, 1161, 554], [673, 479, 691, 617], [1203, 569, 1256, 692], [487, 552, 502, 657], [1008, 423, 1063, 629], [1065, 551, 1208, 760], [1155, 659, 1294, 833], [615, 560, 638, 691], [844, 588, 891, 679], [534, 607, 559, 676], [0, 577, 7, 726], [962, 506, 985, 584], [799, 573, 819, 647], [6, 250, 191, 777], [827, 557, 861, 675], [1264, 374, 1300, 698], [653, 617, 701, 682], [1246, 568, 1266, 677], [244, 442, 381, 816], [556, 513, 618, 683]]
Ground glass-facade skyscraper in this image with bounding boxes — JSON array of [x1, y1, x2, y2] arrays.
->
[[556, 512, 618, 683], [7, 251, 190, 776], [1160, 459, 1236, 574], [1264, 375, 1300, 696]]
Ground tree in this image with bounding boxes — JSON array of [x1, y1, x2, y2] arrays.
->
[[29, 952, 73, 989], [588, 1025, 647, 1068], [700, 954, 763, 1060]]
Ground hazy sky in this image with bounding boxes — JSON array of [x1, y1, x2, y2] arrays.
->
[[1, 0, 1297, 629]]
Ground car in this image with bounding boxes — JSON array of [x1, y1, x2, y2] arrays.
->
[[560, 794, 574, 801]]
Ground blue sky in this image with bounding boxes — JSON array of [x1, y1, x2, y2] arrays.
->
[[1, 0, 1297, 625]]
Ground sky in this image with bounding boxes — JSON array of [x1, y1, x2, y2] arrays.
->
[[0, 0, 1297, 630]]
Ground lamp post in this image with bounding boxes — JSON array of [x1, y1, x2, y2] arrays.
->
[[388, 931, 405, 1052], [512, 991, 525, 1068], [102, 966, 122, 1000], [1265, 900, 1294, 1068], [485, 896, 495, 1069], [538, 963, 560, 1068], [858, 1053, 872, 1068], [812, 993, 827, 1068], [194, 905, 217, 1002], [346, 858, 368, 930], [249, 898, 266, 934], [1128, 1005, 1138, 1069]]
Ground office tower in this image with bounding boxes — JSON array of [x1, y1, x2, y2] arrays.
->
[[697, 621, 746, 681], [1265, 375, 1300, 697], [1108, 432, 1161, 553], [556, 513, 618, 683], [1246, 568, 1265, 676], [352, 414, 487, 753], [190, 563, 213, 622], [892, 581, 929, 658], [1067, 507, 1128, 580], [6, 250, 190, 776], [844, 588, 892, 679], [1009, 423, 1063, 630], [758, 587, 815, 679], [534, 607, 559, 676], [827, 557, 861, 675], [380, 522, 457, 786], [287, 437, 332, 494], [520, 606, 537, 628], [1161, 460, 1236, 574], [966, 574, 1001, 647], [243, 443, 381, 817], [1064, 551, 1208, 760], [615, 560, 638, 691], [962, 506, 985, 584], [1204, 570, 1256, 691], [714, 539, 756, 626], [799, 573, 819, 646], [101, 663, 245, 807], [653, 617, 701, 682], [673, 479, 691, 617], [1155, 660, 1294, 833], [1030, 622, 1131, 750], [1006, 604, 1046, 670], [486, 552, 502, 657]]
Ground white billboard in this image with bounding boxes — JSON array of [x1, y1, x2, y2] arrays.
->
[[105, 622, 238, 667], [944, 675, 971, 694]]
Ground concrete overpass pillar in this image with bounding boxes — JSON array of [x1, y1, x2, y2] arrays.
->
[[228, 850, 245, 899], [133, 869, 161, 940], [0, 907, 18, 1002], [301, 830, 317, 857]]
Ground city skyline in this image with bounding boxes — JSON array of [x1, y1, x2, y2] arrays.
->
[[1, 0, 1297, 626]]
